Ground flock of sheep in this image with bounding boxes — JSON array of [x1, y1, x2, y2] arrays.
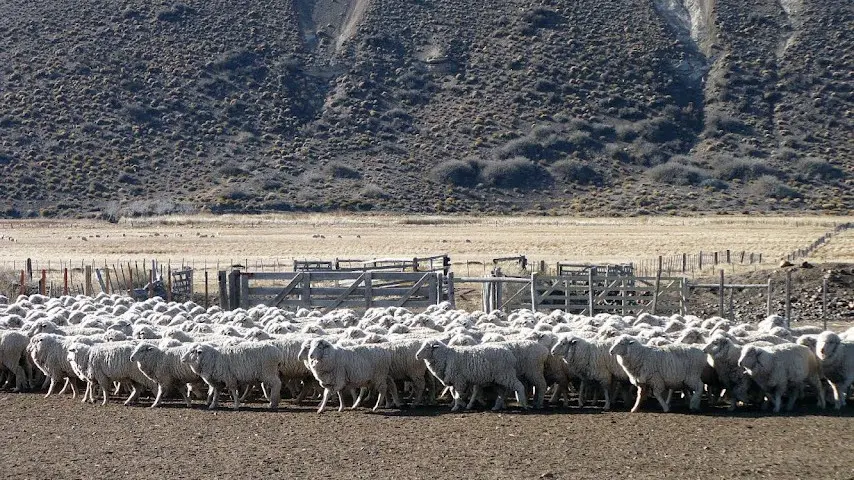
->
[[1, 292, 853, 414]]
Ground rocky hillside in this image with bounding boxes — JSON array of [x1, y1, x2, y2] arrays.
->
[[0, 0, 850, 218]]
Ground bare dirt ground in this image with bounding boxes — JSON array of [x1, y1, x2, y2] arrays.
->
[[1, 393, 852, 479]]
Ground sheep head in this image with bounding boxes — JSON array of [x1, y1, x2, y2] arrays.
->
[[415, 340, 445, 361], [702, 335, 729, 356], [130, 343, 157, 363], [817, 332, 841, 361], [307, 339, 333, 364], [608, 335, 636, 356]]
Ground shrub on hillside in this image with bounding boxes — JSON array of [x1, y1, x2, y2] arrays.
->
[[326, 161, 362, 179], [713, 156, 779, 181], [796, 157, 843, 181], [647, 160, 710, 186], [431, 159, 480, 187], [749, 175, 801, 199], [550, 160, 603, 185], [704, 113, 751, 137], [480, 157, 552, 189]]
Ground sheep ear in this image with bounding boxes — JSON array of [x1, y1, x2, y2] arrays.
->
[[570, 339, 577, 345]]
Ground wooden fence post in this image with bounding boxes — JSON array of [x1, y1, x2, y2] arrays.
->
[[652, 256, 663, 315], [227, 270, 240, 310], [680, 278, 688, 315], [766, 278, 773, 316], [20, 270, 25, 296], [204, 271, 209, 309], [84, 266, 93, 296], [218, 271, 228, 309], [40, 270, 46, 295], [587, 269, 594, 315], [699, 251, 703, 271], [447, 272, 456, 309], [718, 269, 725, 318], [785, 269, 792, 327], [822, 277, 828, 331], [530, 273, 537, 312], [682, 253, 687, 273], [363, 272, 371, 309], [63, 268, 69, 296]]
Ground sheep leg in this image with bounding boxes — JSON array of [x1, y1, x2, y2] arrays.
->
[[631, 385, 647, 413], [294, 380, 311, 405], [97, 377, 111, 406], [577, 379, 587, 408], [124, 383, 141, 406], [467, 385, 481, 410], [58, 377, 70, 395], [451, 382, 468, 412], [208, 385, 220, 410], [317, 388, 332, 413], [68, 378, 79, 399], [266, 377, 281, 410], [771, 389, 783, 413], [386, 379, 402, 408], [811, 376, 826, 410], [653, 388, 670, 413], [689, 384, 703, 412], [338, 391, 348, 412], [512, 380, 529, 410], [45, 377, 58, 398], [372, 383, 387, 412], [602, 382, 612, 411], [352, 387, 367, 409], [151, 384, 167, 408], [230, 387, 241, 411], [409, 375, 425, 406]]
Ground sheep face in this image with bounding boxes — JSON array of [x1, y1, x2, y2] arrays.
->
[[817, 333, 840, 361], [415, 341, 443, 361], [737, 346, 761, 371], [297, 340, 312, 362], [702, 336, 728, 356], [796, 336, 818, 353], [130, 343, 157, 363], [608, 336, 636, 356], [307, 339, 333, 364], [180, 345, 208, 371]]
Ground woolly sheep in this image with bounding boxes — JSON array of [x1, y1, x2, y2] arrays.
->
[[307, 339, 399, 413], [1, 330, 32, 391], [66, 341, 156, 405], [737, 343, 826, 413], [815, 332, 854, 409], [609, 335, 707, 413], [415, 340, 527, 412], [130, 342, 204, 408], [702, 335, 764, 411], [552, 334, 629, 410], [180, 342, 282, 411]]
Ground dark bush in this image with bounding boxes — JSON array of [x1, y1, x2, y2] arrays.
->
[[359, 184, 389, 199], [713, 156, 779, 181], [431, 160, 480, 187], [796, 158, 843, 181], [117, 173, 139, 184], [480, 157, 552, 189], [647, 161, 710, 186], [704, 113, 752, 137], [637, 117, 680, 143], [327, 161, 362, 179], [218, 165, 246, 177], [699, 178, 729, 191], [550, 160, 603, 185], [750, 175, 801, 199]]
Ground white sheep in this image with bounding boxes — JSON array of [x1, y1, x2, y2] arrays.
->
[[609, 335, 707, 413], [415, 340, 527, 412], [815, 332, 854, 409], [180, 342, 282, 410], [66, 341, 156, 405], [737, 343, 826, 413], [702, 334, 767, 411], [552, 334, 629, 410], [130, 342, 204, 408], [27, 333, 83, 397], [0, 330, 31, 391]]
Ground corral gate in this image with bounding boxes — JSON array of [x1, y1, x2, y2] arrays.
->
[[225, 271, 445, 309], [467, 273, 687, 315]]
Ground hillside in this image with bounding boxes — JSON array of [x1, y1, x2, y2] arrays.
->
[[0, 0, 851, 218]]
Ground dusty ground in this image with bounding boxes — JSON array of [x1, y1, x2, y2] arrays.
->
[[0, 393, 852, 479]]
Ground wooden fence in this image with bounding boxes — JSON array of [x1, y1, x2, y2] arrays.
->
[[224, 270, 447, 310], [457, 273, 688, 315]]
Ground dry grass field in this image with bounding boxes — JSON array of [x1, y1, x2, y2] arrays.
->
[[0, 215, 851, 271]]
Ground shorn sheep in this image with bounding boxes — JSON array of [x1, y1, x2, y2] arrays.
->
[[415, 340, 528, 412], [180, 342, 283, 411], [737, 343, 826, 413], [609, 335, 707, 413]]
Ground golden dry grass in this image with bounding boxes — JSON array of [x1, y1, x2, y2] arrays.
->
[[0, 215, 851, 275]]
